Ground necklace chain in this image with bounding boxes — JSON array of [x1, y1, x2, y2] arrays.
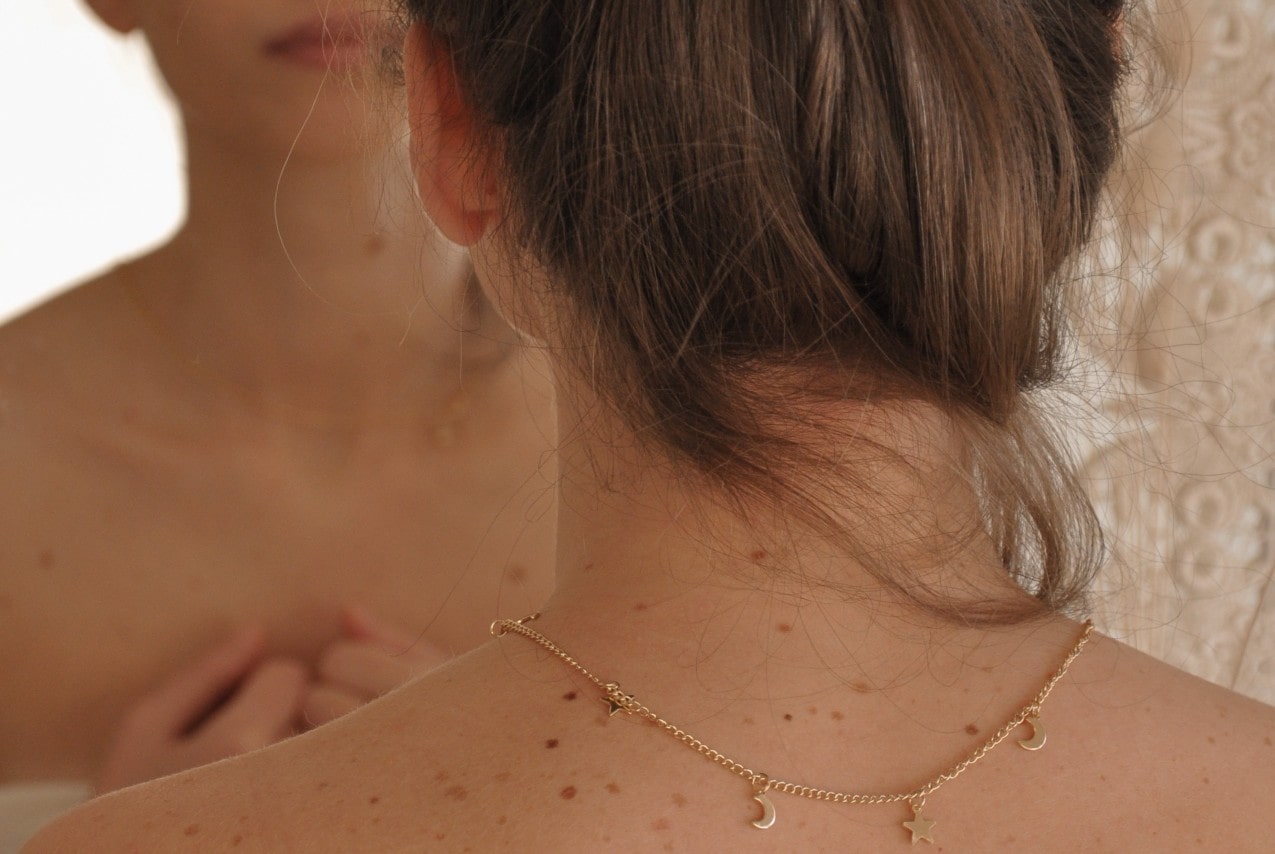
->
[[492, 613, 1094, 843]]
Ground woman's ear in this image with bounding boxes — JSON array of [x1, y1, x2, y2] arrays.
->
[[403, 23, 500, 247], [82, 0, 141, 34]]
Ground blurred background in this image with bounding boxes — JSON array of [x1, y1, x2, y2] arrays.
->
[[1078, 0, 1274, 703], [2, 1, 1272, 703], [0, 1, 182, 323]]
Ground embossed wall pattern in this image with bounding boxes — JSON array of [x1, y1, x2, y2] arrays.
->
[[1086, 0, 1274, 703]]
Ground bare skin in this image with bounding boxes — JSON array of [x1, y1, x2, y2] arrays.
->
[[28, 18, 1274, 852], [27, 385, 1275, 853], [0, 1, 554, 787]]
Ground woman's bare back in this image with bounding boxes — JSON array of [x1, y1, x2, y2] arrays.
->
[[29, 620, 1275, 852]]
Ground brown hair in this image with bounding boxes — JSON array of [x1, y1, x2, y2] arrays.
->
[[398, 0, 1128, 622]]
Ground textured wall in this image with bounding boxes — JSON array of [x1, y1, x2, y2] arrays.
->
[[1088, 0, 1274, 703]]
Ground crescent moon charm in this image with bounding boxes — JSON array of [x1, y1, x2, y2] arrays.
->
[[751, 791, 777, 830], [1018, 714, 1047, 751]]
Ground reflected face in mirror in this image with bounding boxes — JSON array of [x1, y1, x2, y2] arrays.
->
[[84, 1, 393, 160]]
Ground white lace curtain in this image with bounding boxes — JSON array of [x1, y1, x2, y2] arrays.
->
[[1088, 0, 1274, 703]]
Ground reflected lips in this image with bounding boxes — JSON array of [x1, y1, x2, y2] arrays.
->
[[266, 17, 365, 71]]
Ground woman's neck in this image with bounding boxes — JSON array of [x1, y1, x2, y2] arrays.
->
[[122, 124, 515, 438], [536, 385, 1073, 725], [179, 127, 428, 310]]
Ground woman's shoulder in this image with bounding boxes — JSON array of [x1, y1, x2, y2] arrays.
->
[[0, 265, 144, 417], [0, 267, 136, 579], [1062, 633, 1275, 834], [24, 652, 501, 853], [25, 630, 1275, 853], [0, 257, 192, 483], [1076, 631, 1275, 733], [0, 264, 154, 555]]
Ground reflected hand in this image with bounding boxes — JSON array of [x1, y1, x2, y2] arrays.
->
[[299, 606, 451, 729], [93, 627, 308, 794]]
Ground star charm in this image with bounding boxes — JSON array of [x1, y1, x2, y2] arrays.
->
[[603, 684, 634, 716], [903, 810, 936, 845]]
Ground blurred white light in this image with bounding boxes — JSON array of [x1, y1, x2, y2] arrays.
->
[[0, 1, 184, 322]]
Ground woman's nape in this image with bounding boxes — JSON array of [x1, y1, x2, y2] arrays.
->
[[26, 1, 1275, 851], [410, 0, 1123, 624]]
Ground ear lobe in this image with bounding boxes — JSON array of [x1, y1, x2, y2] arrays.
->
[[83, 0, 141, 34], [403, 24, 500, 247]]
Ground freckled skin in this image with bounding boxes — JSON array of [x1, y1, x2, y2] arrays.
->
[[545, 738, 559, 749], [563, 691, 578, 701], [26, 565, 1275, 852], [965, 723, 980, 735]]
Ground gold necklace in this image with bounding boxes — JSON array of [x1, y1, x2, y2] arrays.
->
[[492, 614, 1094, 845]]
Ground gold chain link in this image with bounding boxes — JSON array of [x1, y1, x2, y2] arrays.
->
[[492, 614, 1093, 808]]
